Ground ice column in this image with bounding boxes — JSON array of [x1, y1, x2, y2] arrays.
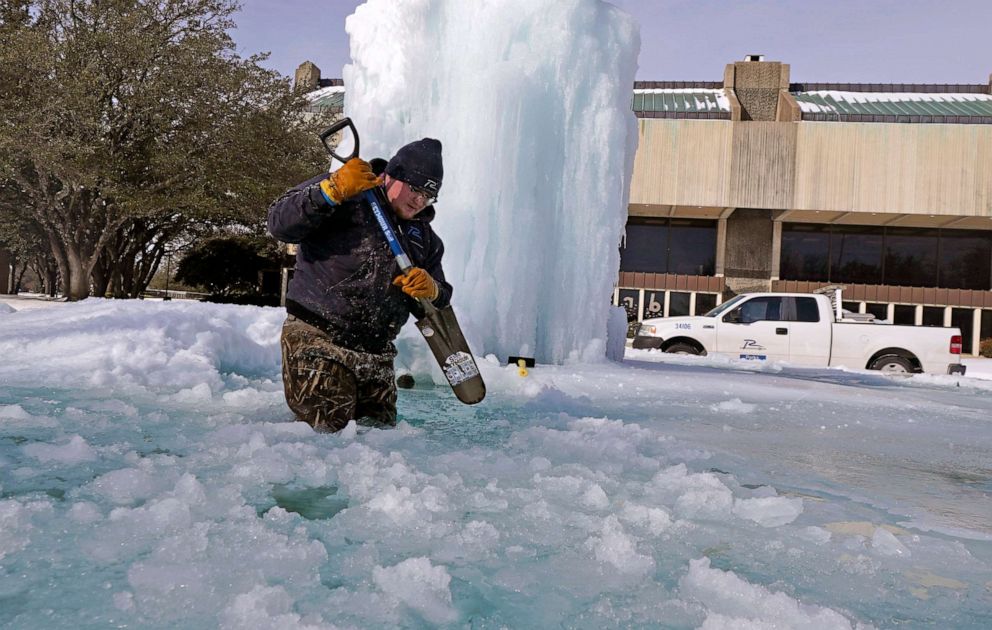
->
[[344, 0, 639, 364]]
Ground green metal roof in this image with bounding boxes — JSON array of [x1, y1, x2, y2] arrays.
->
[[306, 86, 345, 111], [304, 84, 992, 123], [633, 89, 730, 119], [795, 90, 992, 121]]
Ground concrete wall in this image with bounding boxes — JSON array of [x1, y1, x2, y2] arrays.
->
[[629, 118, 992, 218]]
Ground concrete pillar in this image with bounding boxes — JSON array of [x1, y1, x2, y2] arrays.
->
[[294, 61, 321, 92], [723, 208, 775, 294], [973, 308, 983, 355], [723, 57, 791, 122], [714, 208, 735, 277], [770, 220, 783, 280]]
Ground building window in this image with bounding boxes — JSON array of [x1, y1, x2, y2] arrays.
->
[[884, 228, 937, 287], [695, 293, 718, 314], [831, 226, 883, 285], [781, 224, 992, 290], [894, 304, 916, 325], [620, 218, 715, 275], [668, 219, 716, 276], [780, 225, 829, 281], [669, 292, 691, 316], [619, 221, 668, 273], [939, 230, 992, 290], [922, 306, 944, 327]]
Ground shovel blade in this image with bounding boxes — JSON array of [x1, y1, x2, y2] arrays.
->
[[416, 305, 486, 404]]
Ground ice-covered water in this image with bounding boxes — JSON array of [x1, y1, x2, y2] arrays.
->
[[2, 299, 991, 628], [342, 0, 640, 364]]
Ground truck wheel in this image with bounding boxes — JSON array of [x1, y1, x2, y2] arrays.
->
[[869, 354, 914, 373], [666, 342, 701, 356]]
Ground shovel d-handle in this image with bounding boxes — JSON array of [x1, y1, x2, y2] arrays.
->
[[318, 118, 414, 274], [320, 118, 360, 164]]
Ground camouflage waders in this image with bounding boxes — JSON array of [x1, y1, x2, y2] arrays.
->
[[280, 316, 397, 432]]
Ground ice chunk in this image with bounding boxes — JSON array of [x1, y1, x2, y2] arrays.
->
[[22, 435, 97, 464], [711, 398, 757, 413], [585, 515, 655, 575], [733, 496, 804, 527], [681, 557, 858, 629], [372, 557, 458, 624], [871, 527, 910, 557]]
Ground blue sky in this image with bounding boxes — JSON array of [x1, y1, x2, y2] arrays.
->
[[231, 0, 992, 83]]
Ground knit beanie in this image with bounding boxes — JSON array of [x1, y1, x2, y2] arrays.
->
[[385, 138, 443, 195]]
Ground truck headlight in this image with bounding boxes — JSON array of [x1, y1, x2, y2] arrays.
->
[[639, 324, 656, 335]]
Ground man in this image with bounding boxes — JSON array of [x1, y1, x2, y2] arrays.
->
[[267, 138, 451, 432]]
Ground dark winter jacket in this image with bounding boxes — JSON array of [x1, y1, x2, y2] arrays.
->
[[267, 172, 452, 354]]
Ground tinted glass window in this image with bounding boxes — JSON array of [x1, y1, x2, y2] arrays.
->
[[939, 230, 992, 290], [795, 297, 820, 322], [620, 223, 668, 273], [884, 228, 938, 287], [695, 293, 717, 315], [781, 225, 829, 281], [669, 292, 690, 316], [668, 220, 716, 275], [894, 304, 916, 325], [831, 226, 883, 284], [866, 303, 888, 320], [922, 306, 944, 327]]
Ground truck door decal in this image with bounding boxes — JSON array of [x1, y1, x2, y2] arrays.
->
[[741, 339, 765, 351]]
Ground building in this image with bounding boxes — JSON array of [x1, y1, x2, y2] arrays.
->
[[297, 57, 992, 354], [622, 56, 992, 355]]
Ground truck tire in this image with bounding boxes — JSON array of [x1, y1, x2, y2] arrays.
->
[[869, 354, 914, 373], [666, 342, 702, 356]]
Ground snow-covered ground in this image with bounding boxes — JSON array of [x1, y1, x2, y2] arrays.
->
[[1, 297, 991, 628]]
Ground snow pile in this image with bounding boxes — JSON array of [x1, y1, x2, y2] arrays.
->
[[342, 0, 640, 365], [2, 300, 991, 628]]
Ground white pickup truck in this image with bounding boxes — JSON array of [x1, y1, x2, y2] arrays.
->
[[632, 289, 966, 375]]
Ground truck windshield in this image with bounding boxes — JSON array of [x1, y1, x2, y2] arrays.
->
[[703, 294, 747, 318]]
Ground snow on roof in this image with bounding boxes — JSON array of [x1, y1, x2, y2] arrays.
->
[[633, 88, 730, 114], [795, 90, 992, 118], [304, 85, 346, 102]]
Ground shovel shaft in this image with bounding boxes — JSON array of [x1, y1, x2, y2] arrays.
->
[[363, 189, 413, 272]]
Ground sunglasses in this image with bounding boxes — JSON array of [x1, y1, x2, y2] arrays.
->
[[405, 182, 438, 205]]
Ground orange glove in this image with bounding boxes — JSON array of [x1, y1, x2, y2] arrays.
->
[[392, 267, 439, 301], [320, 158, 381, 204]]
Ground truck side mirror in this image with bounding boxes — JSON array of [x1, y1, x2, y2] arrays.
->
[[723, 309, 742, 324]]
